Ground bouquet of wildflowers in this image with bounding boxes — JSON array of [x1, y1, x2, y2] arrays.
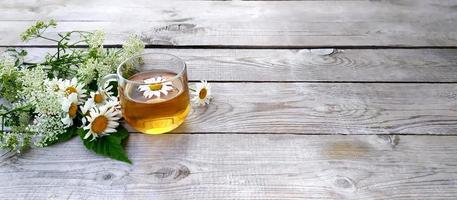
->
[[0, 20, 147, 163]]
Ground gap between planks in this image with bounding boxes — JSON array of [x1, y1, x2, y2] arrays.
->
[[3, 45, 457, 49]]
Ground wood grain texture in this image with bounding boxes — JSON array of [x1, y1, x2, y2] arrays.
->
[[158, 82, 457, 135], [1, 134, 457, 199], [14, 48, 457, 82], [1, 0, 457, 47]]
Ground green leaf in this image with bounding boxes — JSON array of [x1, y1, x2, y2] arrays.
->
[[44, 125, 78, 146], [78, 126, 131, 164]]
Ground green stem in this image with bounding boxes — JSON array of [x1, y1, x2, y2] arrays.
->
[[57, 44, 60, 59], [38, 35, 59, 43], [22, 62, 39, 66], [69, 40, 86, 47], [69, 30, 92, 34], [189, 88, 196, 92], [1, 115, 4, 133], [0, 104, 32, 116]]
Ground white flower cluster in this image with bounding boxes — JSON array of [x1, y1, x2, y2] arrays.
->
[[19, 66, 61, 115], [87, 30, 105, 50], [0, 56, 15, 77], [77, 32, 145, 84], [77, 59, 97, 85], [80, 83, 122, 140], [30, 113, 66, 147], [22, 76, 122, 145], [31, 76, 121, 143], [123, 35, 145, 56], [1, 30, 146, 152]]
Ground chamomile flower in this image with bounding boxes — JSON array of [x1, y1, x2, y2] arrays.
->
[[191, 80, 212, 106], [105, 98, 121, 111], [138, 76, 173, 99], [83, 105, 121, 140], [87, 83, 114, 106], [80, 100, 95, 125], [45, 78, 62, 92], [61, 93, 79, 127], [58, 77, 87, 102]]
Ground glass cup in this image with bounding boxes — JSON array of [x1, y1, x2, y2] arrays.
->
[[101, 53, 190, 134]]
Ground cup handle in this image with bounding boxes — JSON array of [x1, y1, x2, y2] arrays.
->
[[99, 74, 118, 89]]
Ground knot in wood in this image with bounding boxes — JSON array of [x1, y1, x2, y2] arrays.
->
[[102, 173, 113, 180], [153, 164, 190, 181], [334, 176, 357, 192], [377, 135, 400, 147]]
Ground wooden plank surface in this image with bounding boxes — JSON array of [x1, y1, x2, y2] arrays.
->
[[1, 134, 457, 199], [1, 0, 457, 47], [2, 0, 457, 199], [165, 82, 457, 135], [0, 55, 455, 134], [17, 48, 457, 82]]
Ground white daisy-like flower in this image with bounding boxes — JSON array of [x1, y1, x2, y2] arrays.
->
[[45, 77, 62, 92], [58, 77, 87, 102], [191, 80, 212, 106], [138, 76, 173, 99], [83, 104, 122, 141], [80, 99, 95, 125], [105, 97, 121, 111], [61, 93, 79, 127], [87, 83, 114, 106]]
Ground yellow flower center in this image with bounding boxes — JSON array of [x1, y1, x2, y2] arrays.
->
[[148, 83, 163, 91], [68, 103, 78, 118], [199, 88, 207, 99], [91, 116, 109, 134], [94, 93, 104, 104], [65, 86, 77, 96]]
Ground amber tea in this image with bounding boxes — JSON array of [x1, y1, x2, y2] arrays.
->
[[120, 70, 190, 134]]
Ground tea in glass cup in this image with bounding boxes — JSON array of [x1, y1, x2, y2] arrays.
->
[[101, 53, 190, 134]]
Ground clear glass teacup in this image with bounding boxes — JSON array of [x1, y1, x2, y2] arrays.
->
[[101, 53, 190, 134]]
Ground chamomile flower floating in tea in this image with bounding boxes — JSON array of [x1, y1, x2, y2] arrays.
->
[[83, 104, 122, 141], [138, 76, 174, 98], [61, 93, 79, 127], [191, 80, 212, 106]]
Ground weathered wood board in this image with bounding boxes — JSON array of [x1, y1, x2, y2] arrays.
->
[[1, 0, 456, 47], [14, 48, 457, 82], [2, 0, 457, 199], [170, 83, 457, 135], [1, 134, 457, 199]]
